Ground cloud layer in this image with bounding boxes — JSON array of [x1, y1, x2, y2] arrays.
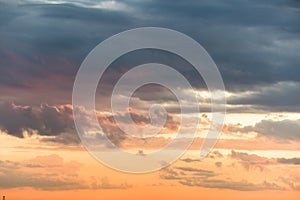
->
[[0, 0, 300, 112]]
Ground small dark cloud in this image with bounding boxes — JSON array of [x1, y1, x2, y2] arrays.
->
[[215, 162, 222, 168], [137, 150, 146, 156], [180, 158, 201, 163], [277, 158, 300, 165], [208, 150, 224, 159]]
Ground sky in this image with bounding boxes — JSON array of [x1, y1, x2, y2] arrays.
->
[[1, 0, 300, 199]]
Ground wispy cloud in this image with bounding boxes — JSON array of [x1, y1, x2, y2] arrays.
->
[[0, 154, 131, 190]]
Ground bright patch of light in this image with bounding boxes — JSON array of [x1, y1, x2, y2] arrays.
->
[[22, 0, 132, 11]]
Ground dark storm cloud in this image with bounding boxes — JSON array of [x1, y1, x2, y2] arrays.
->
[[0, 0, 300, 111], [0, 1, 136, 89], [127, 0, 300, 89]]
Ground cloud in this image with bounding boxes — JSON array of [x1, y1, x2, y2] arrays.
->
[[179, 179, 284, 191], [0, 102, 178, 149], [159, 167, 182, 180], [0, 154, 131, 190], [160, 150, 300, 191], [180, 158, 201, 163], [254, 119, 300, 140], [279, 176, 300, 191], [98, 107, 179, 134], [160, 165, 284, 191], [277, 158, 300, 165], [90, 176, 131, 190], [0, 0, 300, 113], [0, 102, 77, 140], [208, 150, 224, 159], [228, 82, 300, 112], [230, 151, 300, 173], [215, 162, 222, 168], [160, 167, 216, 180], [230, 150, 276, 171], [229, 118, 300, 140], [125, 0, 300, 92], [0, 154, 86, 190], [175, 167, 216, 178], [40, 132, 80, 145]]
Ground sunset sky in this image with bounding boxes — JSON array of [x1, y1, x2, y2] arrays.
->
[[1, 0, 300, 199]]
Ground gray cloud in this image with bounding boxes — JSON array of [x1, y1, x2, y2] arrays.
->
[[0, 101, 179, 147], [0, 101, 117, 145], [160, 167, 216, 180], [0, 101, 129, 146], [175, 167, 216, 178], [228, 82, 300, 112], [277, 158, 300, 165], [0, 101, 75, 138], [180, 158, 201, 163], [229, 118, 300, 140], [254, 119, 300, 140]]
